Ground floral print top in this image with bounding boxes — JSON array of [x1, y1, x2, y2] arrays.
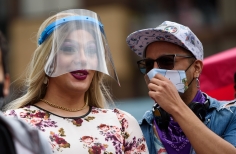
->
[[4, 105, 149, 154]]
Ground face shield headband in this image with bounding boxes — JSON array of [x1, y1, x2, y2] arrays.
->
[[37, 10, 120, 86], [38, 16, 105, 45]]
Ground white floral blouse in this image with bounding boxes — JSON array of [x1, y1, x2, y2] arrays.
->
[[4, 105, 149, 154]]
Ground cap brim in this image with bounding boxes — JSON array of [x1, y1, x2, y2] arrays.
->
[[126, 28, 187, 58]]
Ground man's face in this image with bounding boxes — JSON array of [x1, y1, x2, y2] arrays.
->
[[145, 41, 196, 97]]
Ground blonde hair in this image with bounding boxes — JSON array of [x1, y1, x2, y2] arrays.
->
[[3, 12, 114, 111]]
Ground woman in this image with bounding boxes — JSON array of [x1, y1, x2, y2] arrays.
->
[[4, 9, 148, 154]]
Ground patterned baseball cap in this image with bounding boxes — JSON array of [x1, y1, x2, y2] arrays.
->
[[126, 21, 204, 60]]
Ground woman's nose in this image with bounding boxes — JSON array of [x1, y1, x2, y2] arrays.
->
[[74, 51, 87, 67]]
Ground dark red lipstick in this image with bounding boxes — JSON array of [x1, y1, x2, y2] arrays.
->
[[70, 70, 89, 80]]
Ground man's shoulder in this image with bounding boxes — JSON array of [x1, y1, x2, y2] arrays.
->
[[138, 110, 153, 126], [206, 95, 236, 125], [208, 95, 236, 110]]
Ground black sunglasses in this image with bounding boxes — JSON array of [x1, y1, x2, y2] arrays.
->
[[137, 54, 195, 74]]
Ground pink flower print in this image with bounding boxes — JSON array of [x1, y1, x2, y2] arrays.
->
[[102, 110, 107, 113], [111, 126, 121, 133], [91, 109, 99, 114], [118, 113, 125, 120], [121, 118, 128, 129], [137, 143, 147, 153], [7, 110, 17, 117], [81, 136, 94, 145], [125, 151, 132, 154], [55, 137, 70, 148], [55, 137, 67, 145], [72, 118, 83, 126], [90, 145, 102, 154], [50, 132, 70, 148], [30, 117, 42, 126], [110, 126, 123, 142], [114, 109, 125, 120], [20, 112, 27, 118], [114, 132, 123, 142], [34, 111, 46, 118], [98, 124, 109, 132], [113, 108, 120, 113]]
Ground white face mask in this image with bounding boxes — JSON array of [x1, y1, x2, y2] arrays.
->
[[145, 68, 188, 93]]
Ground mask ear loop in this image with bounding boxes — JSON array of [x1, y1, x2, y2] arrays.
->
[[185, 59, 196, 72], [185, 59, 196, 87]]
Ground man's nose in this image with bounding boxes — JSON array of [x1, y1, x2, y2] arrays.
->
[[153, 61, 159, 69]]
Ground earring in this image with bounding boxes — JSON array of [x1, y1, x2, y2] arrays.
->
[[43, 76, 48, 85], [196, 77, 200, 89]]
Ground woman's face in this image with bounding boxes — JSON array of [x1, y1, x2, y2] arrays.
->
[[55, 29, 98, 75], [48, 29, 97, 94]]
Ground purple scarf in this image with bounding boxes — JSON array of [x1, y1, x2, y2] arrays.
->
[[154, 90, 206, 154]]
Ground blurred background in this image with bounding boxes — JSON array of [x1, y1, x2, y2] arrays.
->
[[0, 0, 236, 120]]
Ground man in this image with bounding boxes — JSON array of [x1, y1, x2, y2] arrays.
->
[[0, 30, 52, 154], [126, 21, 236, 154]]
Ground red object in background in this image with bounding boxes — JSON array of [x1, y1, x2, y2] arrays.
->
[[200, 47, 236, 101]]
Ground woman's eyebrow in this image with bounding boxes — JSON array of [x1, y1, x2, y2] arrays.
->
[[63, 39, 96, 46], [64, 39, 78, 44], [62, 39, 80, 48]]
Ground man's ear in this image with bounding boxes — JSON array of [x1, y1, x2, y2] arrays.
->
[[194, 60, 203, 78], [3, 73, 10, 97]]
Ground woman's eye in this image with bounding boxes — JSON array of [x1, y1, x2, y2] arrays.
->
[[60, 46, 77, 54], [85, 44, 97, 55]]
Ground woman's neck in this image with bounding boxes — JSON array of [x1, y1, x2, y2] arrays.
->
[[35, 84, 89, 117]]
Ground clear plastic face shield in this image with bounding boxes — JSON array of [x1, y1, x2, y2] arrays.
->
[[38, 9, 120, 85]]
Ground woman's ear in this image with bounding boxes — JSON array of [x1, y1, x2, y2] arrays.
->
[[194, 60, 203, 78]]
